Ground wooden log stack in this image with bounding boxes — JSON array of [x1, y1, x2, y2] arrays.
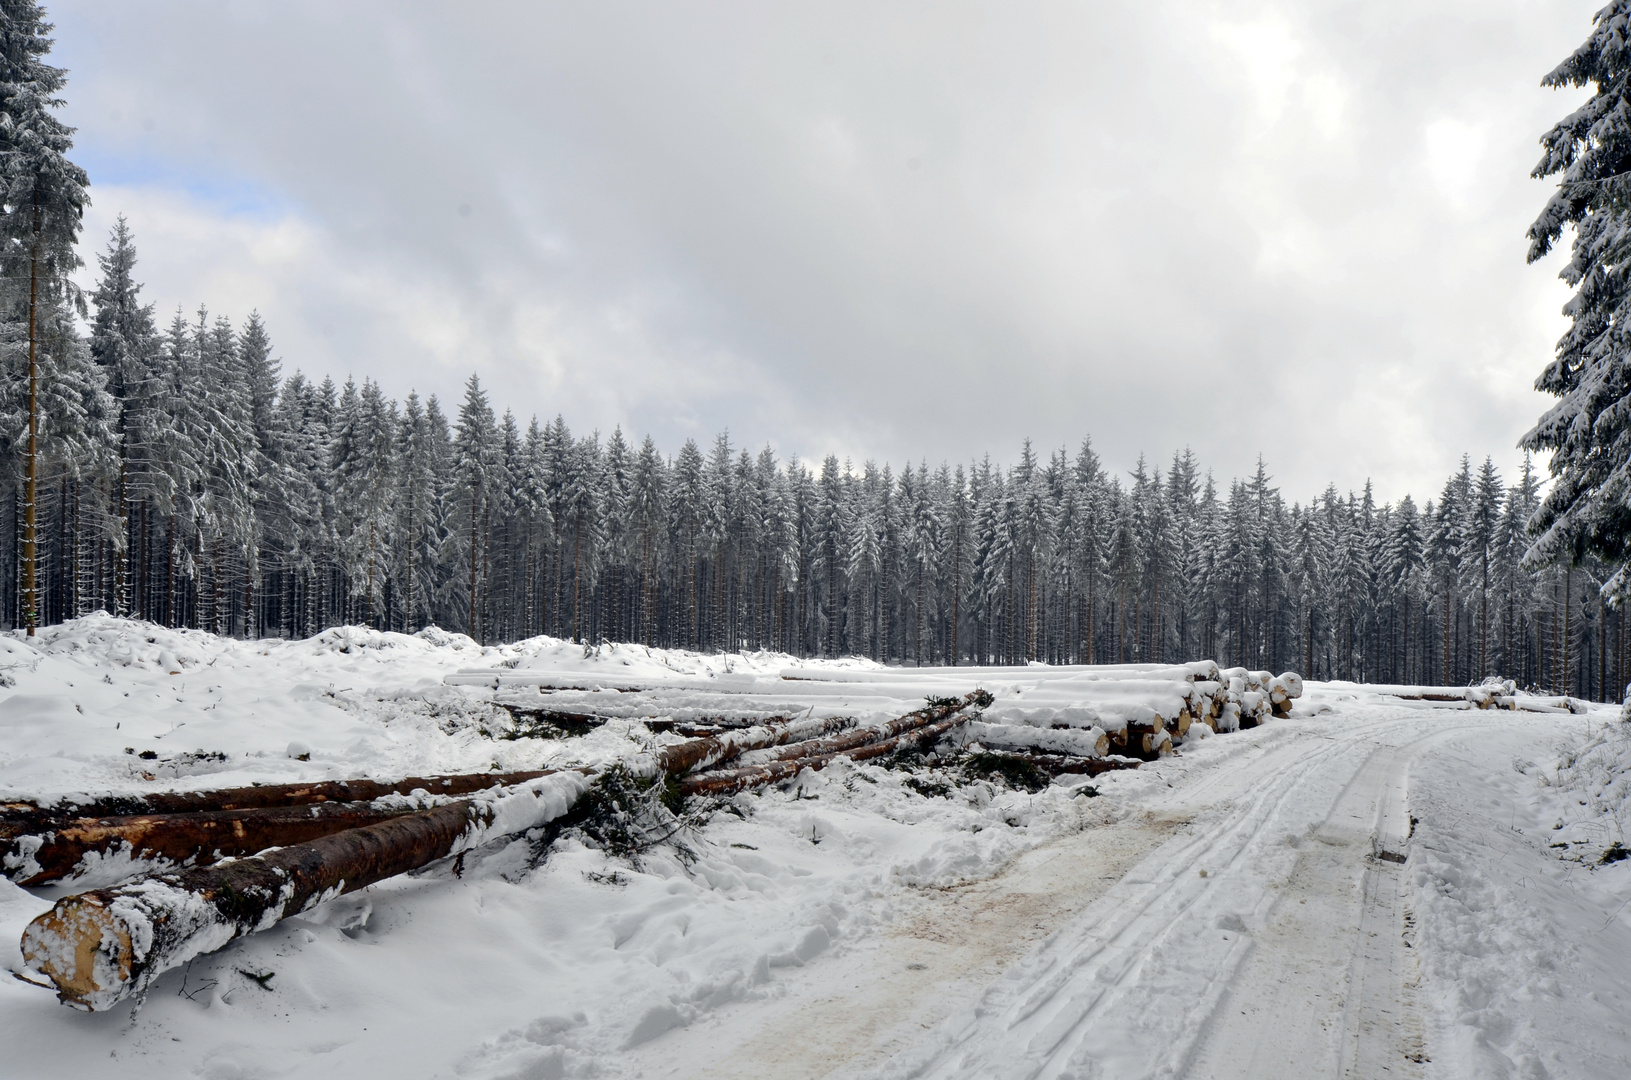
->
[[13, 657, 1310, 1013], [16, 692, 996, 1011]]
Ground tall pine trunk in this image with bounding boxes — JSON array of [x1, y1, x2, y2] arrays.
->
[[467, 488, 480, 641], [21, 198, 42, 636]]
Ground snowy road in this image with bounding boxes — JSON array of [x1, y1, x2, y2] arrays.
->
[[634, 709, 1631, 1080], [859, 713, 1544, 1080]]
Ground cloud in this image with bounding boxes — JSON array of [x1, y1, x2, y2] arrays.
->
[[49, 0, 1602, 502]]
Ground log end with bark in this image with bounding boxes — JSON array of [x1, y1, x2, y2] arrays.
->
[[22, 773, 591, 1011]]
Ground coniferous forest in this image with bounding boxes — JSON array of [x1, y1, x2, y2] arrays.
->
[[1, 2, 1628, 701], [0, 215, 1617, 697]]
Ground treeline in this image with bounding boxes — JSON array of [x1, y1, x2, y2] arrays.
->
[[1, 221, 1624, 699]]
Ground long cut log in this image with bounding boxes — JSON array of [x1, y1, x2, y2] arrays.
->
[[5, 801, 433, 886], [1, 715, 869, 886], [976, 752, 1143, 778], [707, 691, 994, 773], [680, 710, 982, 797], [2, 769, 558, 826], [647, 713, 857, 776], [19, 694, 989, 1010], [21, 773, 589, 1011]]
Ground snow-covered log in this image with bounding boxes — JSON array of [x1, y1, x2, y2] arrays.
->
[[3, 800, 435, 886], [1327, 681, 1514, 710], [985, 752, 1143, 778], [678, 692, 993, 796], [959, 721, 1109, 759], [2, 769, 559, 824], [711, 691, 994, 772], [20, 773, 589, 1011], [1268, 672, 1305, 717], [644, 714, 856, 776], [18, 696, 988, 1010]]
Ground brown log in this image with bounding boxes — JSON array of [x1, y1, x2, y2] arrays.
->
[[1125, 719, 1171, 760], [17, 695, 988, 1010], [671, 694, 991, 796], [666, 691, 988, 784], [2, 769, 557, 825], [680, 712, 978, 797], [4, 801, 430, 886], [981, 752, 1143, 778], [649, 713, 857, 776], [0, 714, 860, 884], [21, 773, 589, 1011]]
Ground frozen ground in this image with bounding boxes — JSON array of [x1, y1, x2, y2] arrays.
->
[[2, 616, 1630, 1079]]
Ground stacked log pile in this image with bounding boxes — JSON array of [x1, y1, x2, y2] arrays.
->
[[1325, 678, 1591, 714], [14, 693, 992, 1010], [466, 660, 1306, 761], [14, 659, 1307, 1012]]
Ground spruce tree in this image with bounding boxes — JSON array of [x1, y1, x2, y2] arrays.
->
[[0, 0, 88, 635], [1526, 3, 1631, 599], [453, 375, 495, 639]]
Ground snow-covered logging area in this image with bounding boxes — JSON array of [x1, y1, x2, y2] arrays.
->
[[3, 615, 1631, 1079]]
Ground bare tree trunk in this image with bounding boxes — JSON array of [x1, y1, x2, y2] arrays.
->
[[915, 564, 924, 666], [1442, 580, 1452, 686], [243, 543, 256, 639], [571, 519, 583, 643], [1600, 594, 1608, 702], [165, 515, 176, 628], [111, 457, 127, 616], [468, 489, 480, 640], [212, 532, 225, 635], [21, 199, 42, 636], [1565, 566, 1573, 695], [365, 522, 377, 628]]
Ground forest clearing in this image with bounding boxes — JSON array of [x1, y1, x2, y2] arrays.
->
[[2, 617, 1629, 1078], [7, 1, 1631, 1077]]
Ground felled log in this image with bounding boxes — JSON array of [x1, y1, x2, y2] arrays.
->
[[693, 691, 993, 773], [2, 769, 557, 825], [982, 752, 1142, 778], [1125, 719, 1173, 759], [678, 715, 966, 797], [645, 713, 858, 776], [2, 714, 874, 886], [19, 695, 987, 1010], [4, 800, 433, 886], [961, 721, 1110, 759], [21, 773, 589, 1011], [678, 693, 993, 797]]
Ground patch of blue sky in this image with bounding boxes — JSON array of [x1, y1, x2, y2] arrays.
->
[[79, 146, 294, 222]]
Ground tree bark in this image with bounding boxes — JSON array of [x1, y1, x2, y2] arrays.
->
[[4, 801, 429, 886], [17, 696, 993, 1010], [680, 712, 973, 797], [1, 769, 560, 828], [678, 691, 992, 796], [977, 751, 1141, 778], [21, 197, 41, 637], [21, 773, 590, 1011]]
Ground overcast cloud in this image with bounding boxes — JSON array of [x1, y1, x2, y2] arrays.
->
[[44, 0, 1601, 503]]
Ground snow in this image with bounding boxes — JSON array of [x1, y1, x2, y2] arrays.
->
[[2, 616, 1630, 1077]]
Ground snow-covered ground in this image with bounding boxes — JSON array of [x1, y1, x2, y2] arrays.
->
[[3, 616, 1630, 1079]]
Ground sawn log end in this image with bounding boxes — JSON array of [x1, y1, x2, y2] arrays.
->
[[21, 896, 133, 1012]]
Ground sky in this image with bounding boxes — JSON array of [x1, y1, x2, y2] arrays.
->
[[43, 0, 1603, 505]]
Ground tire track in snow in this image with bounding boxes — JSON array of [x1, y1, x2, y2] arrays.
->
[[864, 714, 1449, 1080], [1182, 725, 1481, 1079]]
